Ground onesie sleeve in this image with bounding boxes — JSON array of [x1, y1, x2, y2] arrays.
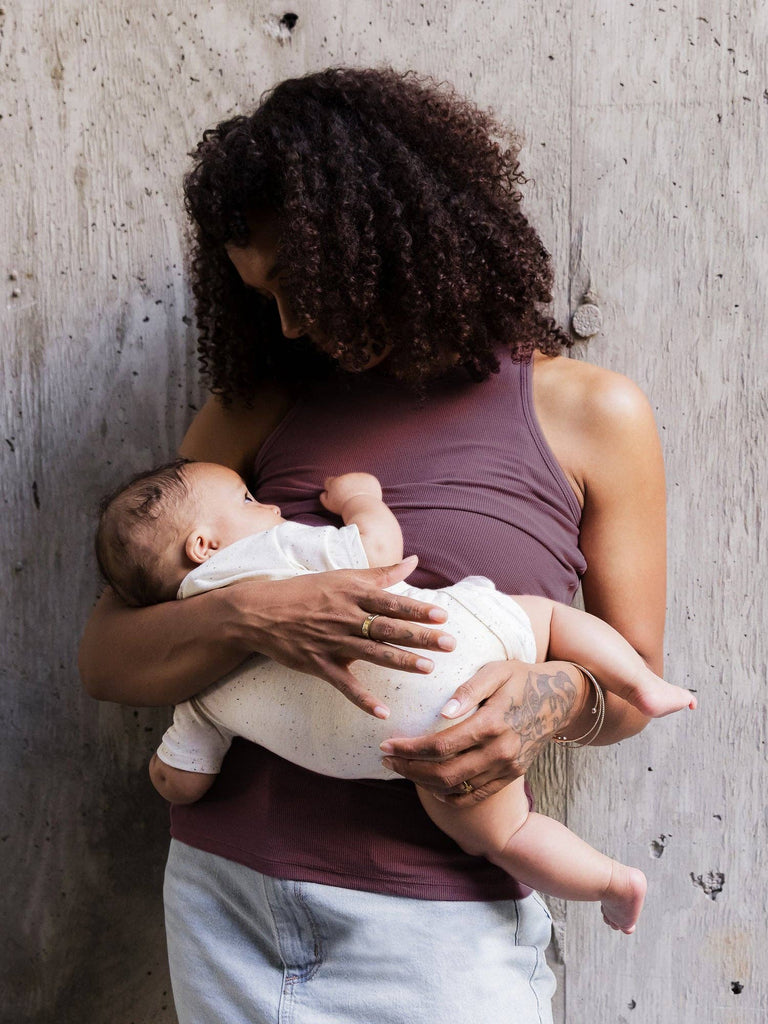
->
[[156, 699, 236, 774], [178, 522, 369, 597], [299, 523, 370, 572], [267, 522, 369, 573]]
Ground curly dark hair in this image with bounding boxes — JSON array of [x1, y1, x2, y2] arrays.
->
[[184, 66, 571, 403]]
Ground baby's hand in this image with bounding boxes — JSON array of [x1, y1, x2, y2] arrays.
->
[[320, 473, 383, 515]]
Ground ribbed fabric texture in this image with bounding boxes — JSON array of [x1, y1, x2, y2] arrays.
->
[[171, 355, 586, 901]]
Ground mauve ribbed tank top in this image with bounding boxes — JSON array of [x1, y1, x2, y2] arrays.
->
[[171, 355, 586, 901]]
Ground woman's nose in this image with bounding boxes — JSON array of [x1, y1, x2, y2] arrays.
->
[[277, 300, 303, 339]]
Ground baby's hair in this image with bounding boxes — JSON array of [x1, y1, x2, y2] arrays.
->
[[96, 459, 195, 607]]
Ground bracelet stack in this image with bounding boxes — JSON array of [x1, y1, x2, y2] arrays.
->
[[552, 663, 606, 748]]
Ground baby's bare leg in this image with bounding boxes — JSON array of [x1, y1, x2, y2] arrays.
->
[[419, 782, 646, 934], [516, 595, 696, 719]]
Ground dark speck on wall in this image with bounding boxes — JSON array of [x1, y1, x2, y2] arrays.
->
[[731, 981, 744, 994], [280, 13, 299, 31]]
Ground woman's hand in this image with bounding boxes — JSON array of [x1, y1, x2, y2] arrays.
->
[[224, 556, 455, 718], [379, 659, 590, 803]]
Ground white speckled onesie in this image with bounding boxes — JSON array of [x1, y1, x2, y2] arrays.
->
[[156, 522, 537, 781]]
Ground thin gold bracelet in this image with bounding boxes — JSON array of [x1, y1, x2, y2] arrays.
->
[[552, 663, 605, 748]]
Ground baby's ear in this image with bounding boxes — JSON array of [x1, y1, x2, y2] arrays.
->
[[185, 528, 218, 565]]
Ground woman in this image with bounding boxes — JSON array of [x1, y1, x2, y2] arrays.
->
[[80, 68, 665, 1023]]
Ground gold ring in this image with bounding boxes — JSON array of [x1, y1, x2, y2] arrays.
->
[[361, 613, 380, 639], [460, 780, 474, 794]]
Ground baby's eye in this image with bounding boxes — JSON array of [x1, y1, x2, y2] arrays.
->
[[244, 491, 255, 503]]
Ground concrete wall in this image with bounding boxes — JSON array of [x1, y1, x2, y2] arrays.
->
[[1, 2, 765, 1021]]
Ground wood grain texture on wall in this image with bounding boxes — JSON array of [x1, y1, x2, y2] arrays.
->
[[1, 2, 765, 1022]]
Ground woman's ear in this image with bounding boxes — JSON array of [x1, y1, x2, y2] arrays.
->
[[185, 528, 218, 565]]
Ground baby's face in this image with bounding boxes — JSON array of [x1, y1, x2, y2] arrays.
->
[[186, 463, 284, 547]]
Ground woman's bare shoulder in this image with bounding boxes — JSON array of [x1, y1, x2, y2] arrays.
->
[[179, 385, 293, 476], [531, 352, 661, 500], [533, 351, 654, 423]]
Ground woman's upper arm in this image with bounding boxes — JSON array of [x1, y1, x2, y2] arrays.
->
[[534, 354, 667, 672], [179, 389, 292, 474], [576, 370, 667, 674]]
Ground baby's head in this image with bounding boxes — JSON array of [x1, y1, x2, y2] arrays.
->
[[96, 460, 283, 606]]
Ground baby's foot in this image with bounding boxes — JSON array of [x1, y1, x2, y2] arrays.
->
[[622, 674, 697, 718], [600, 862, 647, 934]]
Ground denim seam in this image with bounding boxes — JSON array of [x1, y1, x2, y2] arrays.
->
[[288, 881, 325, 984]]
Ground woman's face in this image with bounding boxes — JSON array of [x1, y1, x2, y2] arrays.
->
[[225, 218, 306, 342], [225, 216, 392, 372]]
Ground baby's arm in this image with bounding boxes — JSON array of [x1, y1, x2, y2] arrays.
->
[[514, 595, 696, 718], [149, 754, 217, 804], [320, 473, 403, 568], [149, 698, 236, 804]]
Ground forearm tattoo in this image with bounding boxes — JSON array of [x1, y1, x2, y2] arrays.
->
[[504, 669, 578, 769]]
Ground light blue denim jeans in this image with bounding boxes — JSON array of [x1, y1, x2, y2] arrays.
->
[[164, 840, 555, 1024]]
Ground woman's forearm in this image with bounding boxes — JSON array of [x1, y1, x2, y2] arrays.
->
[[79, 586, 249, 706]]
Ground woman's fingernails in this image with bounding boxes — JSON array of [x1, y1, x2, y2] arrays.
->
[[437, 635, 455, 650], [416, 658, 433, 672], [428, 608, 447, 621], [380, 741, 394, 754], [441, 699, 461, 717], [373, 706, 390, 720], [381, 757, 394, 769]]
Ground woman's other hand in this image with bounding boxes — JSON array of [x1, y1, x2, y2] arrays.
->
[[379, 660, 591, 802], [225, 556, 455, 718]]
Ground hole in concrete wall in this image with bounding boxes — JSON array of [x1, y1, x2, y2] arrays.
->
[[263, 12, 299, 45], [690, 870, 725, 900], [649, 835, 668, 858], [730, 981, 743, 994]]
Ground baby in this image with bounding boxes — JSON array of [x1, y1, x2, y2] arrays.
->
[[96, 460, 695, 934]]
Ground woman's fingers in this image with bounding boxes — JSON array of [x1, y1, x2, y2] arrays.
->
[[437, 660, 514, 719], [358, 560, 449, 624], [380, 706, 496, 762], [353, 614, 456, 654], [381, 729, 520, 796], [318, 660, 392, 720], [341, 562, 456, 654]]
